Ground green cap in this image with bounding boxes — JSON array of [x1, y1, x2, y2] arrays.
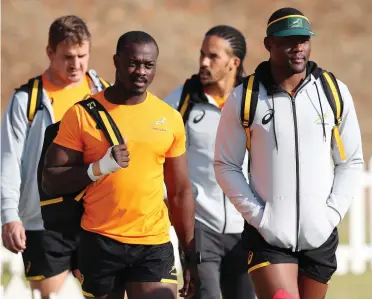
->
[[266, 15, 315, 37]]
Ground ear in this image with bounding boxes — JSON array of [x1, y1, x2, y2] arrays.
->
[[113, 54, 119, 69], [46, 45, 54, 60], [264, 37, 271, 52], [231, 56, 240, 71]]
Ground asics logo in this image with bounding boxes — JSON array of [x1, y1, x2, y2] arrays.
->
[[262, 109, 274, 125], [193, 110, 206, 123]]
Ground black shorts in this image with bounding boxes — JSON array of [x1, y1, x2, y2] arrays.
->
[[22, 230, 79, 281], [79, 229, 177, 297], [241, 223, 338, 284]]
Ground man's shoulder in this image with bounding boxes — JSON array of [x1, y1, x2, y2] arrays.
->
[[163, 85, 184, 109], [148, 91, 179, 112]]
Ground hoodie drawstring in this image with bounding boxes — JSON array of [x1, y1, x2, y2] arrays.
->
[[314, 83, 327, 141], [272, 95, 279, 151]]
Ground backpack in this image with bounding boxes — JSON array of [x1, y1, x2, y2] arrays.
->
[[24, 72, 110, 124], [37, 97, 124, 235], [240, 70, 346, 164], [177, 75, 209, 123]]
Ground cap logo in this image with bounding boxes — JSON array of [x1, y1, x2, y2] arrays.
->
[[289, 18, 303, 28]]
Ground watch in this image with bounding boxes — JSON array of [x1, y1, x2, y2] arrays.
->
[[183, 250, 202, 265]]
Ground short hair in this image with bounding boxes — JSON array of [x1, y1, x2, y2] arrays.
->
[[268, 7, 305, 25], [116, 31, 159, 54], [205, 25, 247, 86], [48, 15, 91, 51]]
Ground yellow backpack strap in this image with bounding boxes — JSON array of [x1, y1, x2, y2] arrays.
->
[[320, 71, 346, 161], [78, 98, 123, 146], [241, 75, 259, 151], [27, 76, 43, 124], [178, 76, 196, 123], [179, 94, 190, 119], [99, 77, 110, 89]]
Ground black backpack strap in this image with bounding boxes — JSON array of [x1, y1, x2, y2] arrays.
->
[[319, 71, 346, 161], [240, 75, 259, 151], [78, 98, 124, 146], [27, 75, 43, 124], [177, 75, 208, 123]]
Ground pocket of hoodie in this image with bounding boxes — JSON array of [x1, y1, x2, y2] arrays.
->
[[257, 201, 285, 247], [299, 194, 338, 249], [258, 201, 271, 229]]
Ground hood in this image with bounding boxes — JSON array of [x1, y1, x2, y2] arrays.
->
[[254, 60, 323, 95]]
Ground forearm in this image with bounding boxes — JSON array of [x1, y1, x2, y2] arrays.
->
[[167, 186, 195, 254], [214, 161, 264, 227], [42, 165, 91, 196]]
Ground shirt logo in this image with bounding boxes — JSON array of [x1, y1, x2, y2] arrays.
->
[[152, 117, 167, 131], [193, 110, 206, 123], [262, 109, 274, 125], [314, 113, 330, 125]]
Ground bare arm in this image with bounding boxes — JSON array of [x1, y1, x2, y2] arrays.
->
[[164, 153, 195, 254], [42, 143, 91, 196]]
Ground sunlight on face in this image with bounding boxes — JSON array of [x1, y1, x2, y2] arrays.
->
[[48, 40, 90, 84]]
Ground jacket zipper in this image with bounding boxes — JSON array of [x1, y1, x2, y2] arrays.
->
[[290, 96, 300, 251], [222, 192, 227, 233], [290, 81, 311, 251]]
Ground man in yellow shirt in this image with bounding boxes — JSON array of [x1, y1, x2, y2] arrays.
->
[[42, 31, 199, 299], [1, 15, 111, 299]]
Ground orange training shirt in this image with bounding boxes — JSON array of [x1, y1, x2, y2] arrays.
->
[[42, 73, 92, 122], [54, 90, 186, 245]]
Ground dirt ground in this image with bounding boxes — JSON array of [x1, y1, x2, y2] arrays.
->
[[2, 0, 371, 160]]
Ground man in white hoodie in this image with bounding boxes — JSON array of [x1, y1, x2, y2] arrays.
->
[[1, 15, 113, 299], [214, 7, 364, 299], [165, 25, 255, 299]]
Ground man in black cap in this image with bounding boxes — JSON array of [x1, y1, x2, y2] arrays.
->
[[214, 7, 364, 299]]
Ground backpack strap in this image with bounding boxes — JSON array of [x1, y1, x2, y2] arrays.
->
[[178, 90, 191, 122], [78, 98, 124, 146], [319, 71, 346, 161], [27, 75, 43, 124], [177, 75, 208, 123], [86, 70, 111, 91], [241, 75, 259, 151], [98, 77, 110, 89]]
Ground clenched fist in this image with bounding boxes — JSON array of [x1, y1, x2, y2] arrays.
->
[[111, 144, 130, 168], [89, 143, 131, 180]]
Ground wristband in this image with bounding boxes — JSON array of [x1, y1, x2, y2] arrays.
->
[[87, 163, 101, 182], [98, 146, 122, 175]]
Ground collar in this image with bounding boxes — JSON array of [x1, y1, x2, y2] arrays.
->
[[254, 60, 323, 95]]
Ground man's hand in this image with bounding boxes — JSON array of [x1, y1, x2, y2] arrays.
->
[[111, 144, 130, 168], [179, 261, 200, 298], [91, 143, 130, 178], [2, 221, 26, 254]]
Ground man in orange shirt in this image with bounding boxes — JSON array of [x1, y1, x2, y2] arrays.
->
[[42, 31, 199, 299], [1, 15, 113, 299]]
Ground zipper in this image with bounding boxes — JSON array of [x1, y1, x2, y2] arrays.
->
[[289, 82, 309, 251], [291, 96, 300, 251], [222, 193, 227, 233]]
